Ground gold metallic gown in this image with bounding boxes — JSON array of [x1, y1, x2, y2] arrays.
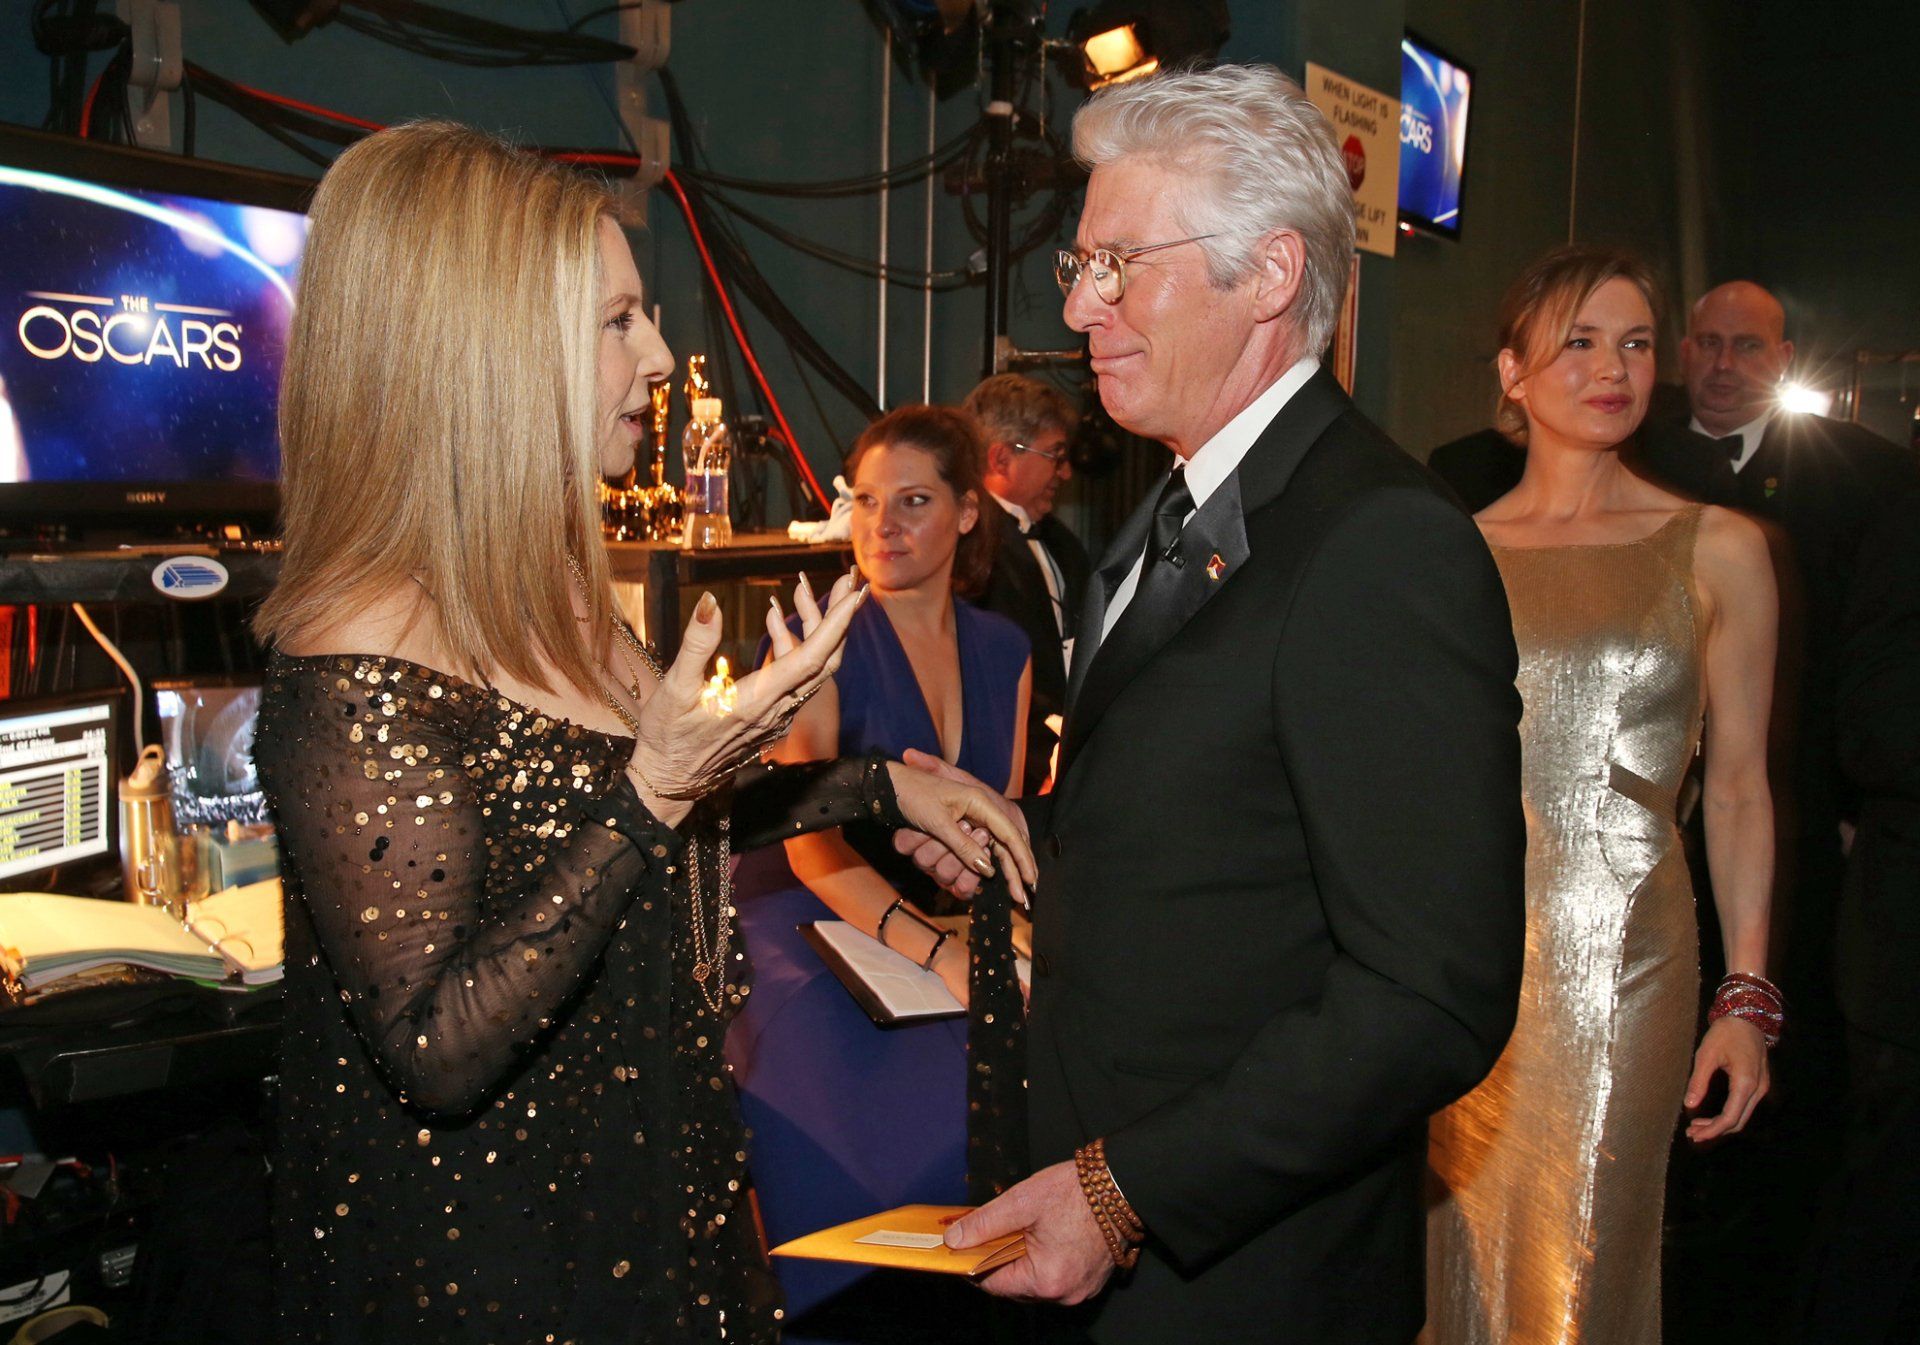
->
[[1425, 506, 1708, 1345]]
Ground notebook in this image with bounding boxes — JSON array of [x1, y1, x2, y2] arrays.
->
[[0, 878, 284, 993]]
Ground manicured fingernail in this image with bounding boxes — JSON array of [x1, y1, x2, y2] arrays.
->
[[697, 592, 718, 621], [797, 571, 814, 598]]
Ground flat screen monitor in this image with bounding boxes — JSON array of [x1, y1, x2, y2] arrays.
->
[[153, 677, 266, 828], [0, 126, 313, 530], [0, 688, 123, 890], [1398, 32, 1473, 239]]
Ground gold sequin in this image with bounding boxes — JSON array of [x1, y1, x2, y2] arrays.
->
[[258, 651, 870, 1341]]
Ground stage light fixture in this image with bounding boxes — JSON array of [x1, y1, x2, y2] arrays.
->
[[1079, 23, 1157, 89], [1060, 2, 1229, 90]]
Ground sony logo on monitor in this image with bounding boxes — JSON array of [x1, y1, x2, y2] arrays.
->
[[124, 490, 167, 504], [15, 291, 245, 372]]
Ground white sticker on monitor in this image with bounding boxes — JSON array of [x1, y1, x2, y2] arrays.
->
[[151, 556, 230, 600]]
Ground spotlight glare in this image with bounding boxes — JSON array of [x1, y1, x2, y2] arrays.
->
[[1779, 382, 1833, 417]]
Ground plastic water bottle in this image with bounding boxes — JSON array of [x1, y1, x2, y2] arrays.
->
[[681, 396, 733, 549]]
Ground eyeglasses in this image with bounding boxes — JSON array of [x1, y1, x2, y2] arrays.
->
[[1054, 235, 1216, 304], [1011, 440, 1071, 468]]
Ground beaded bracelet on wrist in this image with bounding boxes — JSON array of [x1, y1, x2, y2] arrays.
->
[[1074, 1138, 1144, 1270], [1708, 971, 1785, 1047]]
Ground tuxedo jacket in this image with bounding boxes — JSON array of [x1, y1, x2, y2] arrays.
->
[[1640, 412, 1919, 843], [977, 498, 1091, 794], [1022, 370, 1527, 1343], [1834, 491, 1920, 1048]]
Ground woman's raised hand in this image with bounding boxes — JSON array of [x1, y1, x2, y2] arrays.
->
[[628, 571, 865, 801]]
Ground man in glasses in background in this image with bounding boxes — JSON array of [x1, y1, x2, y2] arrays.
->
[[965, 372, 1092, 795], [929, 63, 1528, 1344]]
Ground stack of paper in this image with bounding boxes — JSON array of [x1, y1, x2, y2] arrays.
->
[[0, 879, 284, 993]]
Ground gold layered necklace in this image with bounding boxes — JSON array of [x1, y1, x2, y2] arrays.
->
[[565, 555, 733, 1015]]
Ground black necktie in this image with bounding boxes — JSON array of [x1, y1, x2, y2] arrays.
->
[[1141, 467, 1194, 581], [1716, 433, 1744, 465]]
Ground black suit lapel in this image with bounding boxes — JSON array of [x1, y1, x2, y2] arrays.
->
[[1062, 487, 1155, 719], [1058, 368, 1350, 774], [1061, 476, 1251, 770], [1035, 514, 1089, 633]]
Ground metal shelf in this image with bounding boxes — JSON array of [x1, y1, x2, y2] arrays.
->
[[0, 549, 282, 607]]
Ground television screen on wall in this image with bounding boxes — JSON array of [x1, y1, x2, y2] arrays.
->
[[1398, 32, 1473, 238]]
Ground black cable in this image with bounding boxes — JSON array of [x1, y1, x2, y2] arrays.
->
[[33, 0, 126, 135], [331, 0, 636, 67], [85, 41, 132, 144], [186, 78, 338, 168], [657, 70, 882, 423], [682, 169, 884, 422], [358, 0, 631, 55], [676, 127, 974, 199], [705, 189, 972, 289], [562, 0, 691, 32], [181, 63, 363, 164]]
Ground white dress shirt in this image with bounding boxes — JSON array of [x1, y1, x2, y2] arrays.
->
[[1100, 357, 1320, 641], [1689, 408, 1774, 474]]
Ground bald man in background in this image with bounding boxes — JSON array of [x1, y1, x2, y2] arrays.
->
[[1644, 281, 1919, 1341], [1642, 281, 1915, 997]]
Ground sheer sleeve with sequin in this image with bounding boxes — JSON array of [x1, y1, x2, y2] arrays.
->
[[263, 658, 901, 1119]]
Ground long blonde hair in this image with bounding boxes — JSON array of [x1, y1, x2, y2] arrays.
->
[[255, 120, 617, 695]]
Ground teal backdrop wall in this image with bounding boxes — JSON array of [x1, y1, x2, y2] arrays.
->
[[3, 0, 1913, 544]]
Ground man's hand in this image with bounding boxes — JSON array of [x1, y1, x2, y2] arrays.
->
[[944, 1161, 1115, 1304], [889, 748, 1032, 905]]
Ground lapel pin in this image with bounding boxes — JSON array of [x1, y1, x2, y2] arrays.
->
[[1764, 476, 1779, 498], [1206, 553, 1227, 581]]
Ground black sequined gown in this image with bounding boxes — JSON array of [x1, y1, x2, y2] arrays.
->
[[257, 654, 902, 1344]]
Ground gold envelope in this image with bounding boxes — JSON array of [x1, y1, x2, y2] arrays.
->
[[768, 1204, 1026, 1277]]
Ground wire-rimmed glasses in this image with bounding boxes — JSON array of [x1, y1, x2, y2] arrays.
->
[[1053, 235, 1217, 304], [1010, 440, 1071, 468]]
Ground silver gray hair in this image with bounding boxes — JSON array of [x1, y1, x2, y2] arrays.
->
[[1072, 64, 1356, 356]]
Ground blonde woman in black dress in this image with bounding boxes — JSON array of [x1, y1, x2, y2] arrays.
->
[[252, 121, 1034, 1344]]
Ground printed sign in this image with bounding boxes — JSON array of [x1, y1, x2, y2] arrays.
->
[[1305, 63, 1400, 258]]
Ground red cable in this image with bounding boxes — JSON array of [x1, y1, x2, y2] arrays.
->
[[119, 77, 834, 516], [80, 69, 105, 137], [226, 80, 387, 132], [661, 168, 833, 514]]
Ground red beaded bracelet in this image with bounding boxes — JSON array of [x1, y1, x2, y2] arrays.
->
[[1708, 971, 1785, 1048]]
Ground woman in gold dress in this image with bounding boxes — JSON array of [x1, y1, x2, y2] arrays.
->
[[1424, 247, 1781, 1344]]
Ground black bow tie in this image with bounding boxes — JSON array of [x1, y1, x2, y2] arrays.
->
[[1716, 434, 1745, 464]]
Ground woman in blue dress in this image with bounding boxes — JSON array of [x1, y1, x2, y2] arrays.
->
[[729, 404, 1032, 1340]]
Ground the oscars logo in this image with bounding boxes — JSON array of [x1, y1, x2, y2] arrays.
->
[[15, 290, 244, 371]]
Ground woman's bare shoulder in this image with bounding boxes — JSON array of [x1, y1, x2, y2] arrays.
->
[[276, 587, 445, 666], [1692, 504, 1776, 625], [1695, 504, 1771, 566]]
